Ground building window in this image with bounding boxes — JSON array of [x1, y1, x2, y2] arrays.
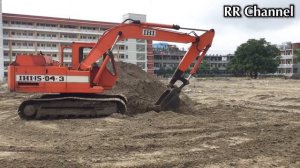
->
[[136, 53, 145, 60], [136, 44, 145, 51], [3, 31, 9, 36], [60, 25, 77, 29], [100, 27, 108, 31], [119, 54, 125, 59], [118, 45, 125, 50], [60, 33, 77, 39], [36, 23, 56, 27], [64, 53, 71, 57], [80, 26, 96, 31], [11, 21, 33, 26], [37, 43, 45, 47]]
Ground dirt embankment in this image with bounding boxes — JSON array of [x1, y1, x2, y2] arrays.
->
[[112, 62, 197, 115]]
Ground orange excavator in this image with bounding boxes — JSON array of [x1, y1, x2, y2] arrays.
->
[[7, 19, 215, 119]]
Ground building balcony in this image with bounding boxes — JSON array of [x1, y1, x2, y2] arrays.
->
[[206, 60, 229, 63], [7, 24, 35, 29], [3, 23, 10, 27], [278, 64, 293, 69], [3, 36, 74, 43], [153, 51, 185, 56], [4, 56, 12, 62], [36, 37, 60, 40], [79, 29, 102, 33], [11, 47, 35, 52], [10, 35, 36, 39], [78, 38, 98, 42], [36, 47, 59, 52], [153, 59, 181, 64], [280, 55, 293, 60], [3, 26, 103, 35]]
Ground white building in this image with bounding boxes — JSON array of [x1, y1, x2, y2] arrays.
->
[[1, 12, 152, 81], [277, 42, 300, 77], [122, 13, 147, 70]]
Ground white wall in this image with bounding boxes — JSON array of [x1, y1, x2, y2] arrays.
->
[[122, 13, 147, 70], [0, 0, 4, 81]]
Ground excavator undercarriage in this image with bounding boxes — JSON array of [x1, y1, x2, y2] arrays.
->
[[18, 94, 127, 120]]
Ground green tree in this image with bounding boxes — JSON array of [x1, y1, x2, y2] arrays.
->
[[228, 38, 280, 78], [197, 60, 210, 75], [211, 67, 220, 74], [295, 49, 300, 63], [156, 66, 177, 77]]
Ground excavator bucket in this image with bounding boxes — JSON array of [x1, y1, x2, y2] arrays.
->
[[155, 87, 181, 111]]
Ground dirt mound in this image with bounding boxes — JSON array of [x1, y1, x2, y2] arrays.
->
[[112, 61, 197, 115]]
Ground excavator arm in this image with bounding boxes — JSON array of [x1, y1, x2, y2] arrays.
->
[[79, 20, 215, 88]]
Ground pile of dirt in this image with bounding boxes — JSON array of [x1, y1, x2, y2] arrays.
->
[[112, 61, 197, 115]]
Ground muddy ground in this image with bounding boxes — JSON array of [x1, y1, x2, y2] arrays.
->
[[0, 77, 299, 167]]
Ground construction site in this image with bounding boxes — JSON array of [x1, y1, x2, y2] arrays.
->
[[0, 0, 300, 167], [0, 61, 299, 167]]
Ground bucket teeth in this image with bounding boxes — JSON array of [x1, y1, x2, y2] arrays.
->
[[155, 88, 181, 111]]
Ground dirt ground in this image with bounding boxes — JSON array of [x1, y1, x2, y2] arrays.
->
[[0, 77, 299, 168]]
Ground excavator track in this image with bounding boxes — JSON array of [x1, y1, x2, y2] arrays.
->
[[18, 94, 127, 120]]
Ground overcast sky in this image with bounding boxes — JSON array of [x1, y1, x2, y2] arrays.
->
[[3, 0, 300, 54]]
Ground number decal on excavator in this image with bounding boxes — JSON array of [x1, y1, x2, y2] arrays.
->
[[143, 29, 156, 36], [16, 75, 65, 82], [16, 75, 89, 83]]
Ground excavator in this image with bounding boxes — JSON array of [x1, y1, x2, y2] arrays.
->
[[7, 19, 215, 120]]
